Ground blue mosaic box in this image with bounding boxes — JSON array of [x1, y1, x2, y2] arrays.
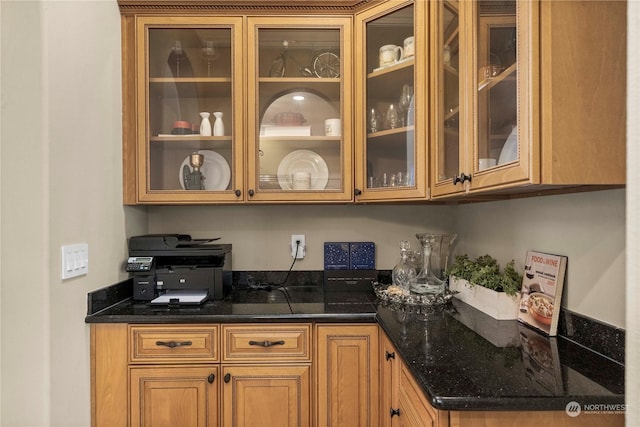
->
[[324, 242, 350, 270], [349, 242, 376, 270]]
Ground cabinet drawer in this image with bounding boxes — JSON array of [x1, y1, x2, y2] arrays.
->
[[129, 325, 219, 363], [222, 324, 311, 362]]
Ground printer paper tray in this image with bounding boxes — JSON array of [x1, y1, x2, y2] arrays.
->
[[150, 290, 208, 305]]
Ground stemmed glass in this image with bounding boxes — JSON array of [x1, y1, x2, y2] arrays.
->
[[170, 40, 186, 77], [398, 84, 413, 127], [201, 40, 218, 77]]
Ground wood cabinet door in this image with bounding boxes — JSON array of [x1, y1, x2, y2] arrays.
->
[[130, 366, 219, 427], [316, 324, 380, 427], [380, 331, 401, 427], [397, 361, 450, 427], [221, 364, 311, 427]]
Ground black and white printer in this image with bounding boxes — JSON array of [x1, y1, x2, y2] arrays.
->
[[126, 234, 232, 303]]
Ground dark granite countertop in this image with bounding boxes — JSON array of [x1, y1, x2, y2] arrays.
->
[[85, 279, 624, 412]]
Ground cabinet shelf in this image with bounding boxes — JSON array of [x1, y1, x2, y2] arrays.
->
[[150, 77, 232, 84], [260, 136, 341, 142], [367, 58, 414, 80], [151, 135, 233, 143], [368, 126, 414, 139], [477, 62, 516, 91]]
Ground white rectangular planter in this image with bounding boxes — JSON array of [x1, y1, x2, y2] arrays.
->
[[449, 276, 520, 320]]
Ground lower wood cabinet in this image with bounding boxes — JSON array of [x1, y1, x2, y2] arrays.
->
[[397, 362, 446, 427], [130, 366, 219, 427], [221, 365, 311, 427], [91, 322, 624, 427], [379, 329, 447, 427], [221, 323, 312, 427], [315, 324, 380, 427]]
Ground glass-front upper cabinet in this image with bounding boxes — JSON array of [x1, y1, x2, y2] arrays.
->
[[354, 0, 428, 202], [131, 17, 244, 203], [470, 0, 525, 187], [430, 0, 462, 196], [246, 17, 353, 202], [431, 0, 531, 198]]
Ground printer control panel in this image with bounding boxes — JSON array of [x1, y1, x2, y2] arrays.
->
[[126, 256, 154, 272]]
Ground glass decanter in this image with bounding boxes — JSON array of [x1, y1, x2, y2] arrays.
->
[[409, 233, 457, 295], [391, 240, 417, 290]]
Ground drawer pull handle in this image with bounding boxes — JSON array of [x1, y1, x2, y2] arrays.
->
[[248, 340, 285, 347], [155, 340, 192, 348]]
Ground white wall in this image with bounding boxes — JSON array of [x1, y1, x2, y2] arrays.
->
[[148, 204, 454, 270], [1, 1, 147, 426], [455, 189, 625, 327], [150, 190, 626, 328]]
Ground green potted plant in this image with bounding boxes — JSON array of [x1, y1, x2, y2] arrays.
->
[[447, 254, 523, 319]]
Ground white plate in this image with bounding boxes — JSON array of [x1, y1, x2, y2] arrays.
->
[[498, 126, 518, 165], [277, 150, 329, 190], [179, 150, 231, 191]]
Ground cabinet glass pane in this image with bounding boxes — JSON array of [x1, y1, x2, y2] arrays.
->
[[365, 5, 415, 190], [438, 1, 460, 182], [146, 28, 235, 192], [256, 28, 342, 192], [476, 1, 517, 172]]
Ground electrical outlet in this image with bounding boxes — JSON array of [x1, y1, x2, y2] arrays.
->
[[291, 234, 306, 259]]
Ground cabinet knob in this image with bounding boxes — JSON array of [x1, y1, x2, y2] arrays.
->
[[390, 408, 401, 418], [453, 173, 472, 185], [248, 189, 255, 197], [385, 351, 396, 361], [207, 373, 215, 384], [234, 189, 241, 197], [224, 373, 231, 383], [354, 188, 362, 196]]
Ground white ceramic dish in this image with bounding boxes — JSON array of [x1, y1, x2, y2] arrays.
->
[[178, 150, 231, 191], [277, 149, 329, 190], [498, 126, 518, 165]]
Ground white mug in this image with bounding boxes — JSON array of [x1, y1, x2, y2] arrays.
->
[[379, 44, 404, 67], [479, 158, 497, 170], [324, 118, 341, 136], [292, 172, 311, 190], [403, 36, 415, 58]]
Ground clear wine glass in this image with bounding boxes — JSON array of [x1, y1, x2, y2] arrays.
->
[[398, 84, 413, 127], [201, 40, 218, 77], [170, 40, 186, 77]]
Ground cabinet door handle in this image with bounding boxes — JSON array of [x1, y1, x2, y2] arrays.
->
[[385, 350, 396, 361], [224, 373, 231, 383], [155, 340, 192, 348], [354, 188, 362, 196], [390, 408, 401, 418], [248, 189, 255, 197], [453, 173, 472, 185], [207, 373, 215, 384], [248, 340, 285, 347], [234, 189, 241, 197]]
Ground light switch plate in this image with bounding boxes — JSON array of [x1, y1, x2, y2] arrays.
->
[[61, 243, 88, 279]]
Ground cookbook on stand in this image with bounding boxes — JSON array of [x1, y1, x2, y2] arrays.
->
[[517, 251, 568, 336]]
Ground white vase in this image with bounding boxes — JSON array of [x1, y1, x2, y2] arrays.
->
[[199, 112, 212, 136], [449, 276, 520, 320], [213, 112, 224, 136]]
